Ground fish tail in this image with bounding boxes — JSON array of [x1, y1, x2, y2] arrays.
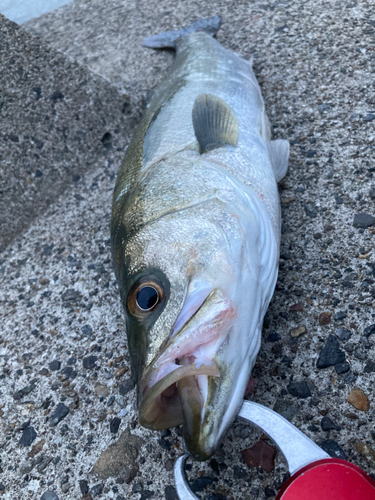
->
[[143, 15, 222, 49]]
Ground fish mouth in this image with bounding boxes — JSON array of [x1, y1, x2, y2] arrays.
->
[[138, 287, 236, 459]]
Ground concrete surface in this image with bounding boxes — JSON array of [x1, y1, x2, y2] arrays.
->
[[0, 0, 73, 24], [0, 14, 141, 252], [1, 1, 375, 499]]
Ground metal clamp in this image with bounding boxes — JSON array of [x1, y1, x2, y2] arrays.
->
[[174, 400, 329, 499]]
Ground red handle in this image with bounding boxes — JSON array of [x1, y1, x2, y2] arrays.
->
[[277, 458, 375, 500]]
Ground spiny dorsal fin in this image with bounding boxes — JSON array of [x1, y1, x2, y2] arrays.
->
[[192, 94, 238, 153]]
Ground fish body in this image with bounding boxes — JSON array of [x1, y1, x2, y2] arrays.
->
[[111, 17, 289, 460]]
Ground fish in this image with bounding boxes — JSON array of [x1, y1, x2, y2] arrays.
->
[[111, 15, 289, 461]]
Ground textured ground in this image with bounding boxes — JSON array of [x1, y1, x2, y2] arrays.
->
[[1, 0, 375, 499]]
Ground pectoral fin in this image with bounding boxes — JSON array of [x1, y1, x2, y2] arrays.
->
[[192, 94, 239, 153]]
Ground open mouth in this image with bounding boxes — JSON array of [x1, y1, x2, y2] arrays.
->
[[138, 288, 236, 431]]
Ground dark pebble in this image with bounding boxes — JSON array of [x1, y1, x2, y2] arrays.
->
[[164, 486, 178, 500], [132, 482, 143, 493], [40, 492, 59, 500], [306, 149, 317, 158], [335, 328, 352, 341], [160, 429, 171, 438], [83, 356, 98, 369], [81, 325, 93, 336], [333, 311, 347, 321], [265, 487, 276, 498], [363, 113, 375, 121], [273, 398, 299, 421], [51, 90, 64, 101], [190, 477, 214, 493], [79, 480, 89, 495], [50, 403, 69, 427], [267, 333, 281, 342], [119, 378, 135, 396], [42, 244, 54, 256], [19, 426, 37, 446], [321, 417, 341, 431], [140, 491, 154, 500], [110, 417, 121, 434], [67, 357, 77, 365], [61, 289, 80, 302], [287, 381, 311, 398], [369, 187, 375, 199], [13, 384, 36, 400], [320, 440, 346, 459], [364, 360, 375, 373], [335, 362, 350, 374], [157, 438, 171, 450], [316, 335, 345, 369], [91, 483, 103, 497], [0, 484, 4, 492], [344, 372, 357, 384], [353, 213, 375, 229], [364, 324, 375, 337]]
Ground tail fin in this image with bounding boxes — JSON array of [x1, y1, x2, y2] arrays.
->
[[143, 15, 222, 49]]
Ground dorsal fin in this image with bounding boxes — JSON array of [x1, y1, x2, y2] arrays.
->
[[192, 94, 238, 153]]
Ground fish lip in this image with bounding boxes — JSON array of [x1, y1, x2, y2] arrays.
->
[[138, 287, 236, 431]]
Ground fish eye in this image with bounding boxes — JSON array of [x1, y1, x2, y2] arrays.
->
[[136, 286, 159, 311], [127, 276, 164, 317]]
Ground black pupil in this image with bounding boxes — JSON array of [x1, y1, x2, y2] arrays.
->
[[136, 286, 158, 311]]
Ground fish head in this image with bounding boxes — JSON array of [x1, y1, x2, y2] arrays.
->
[[113, 178, 265, 460]]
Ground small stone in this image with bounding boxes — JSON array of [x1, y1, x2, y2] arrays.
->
[[369, 187, 375, 199], [61, 289, 80, 302], [364, 324, 375, 337], [265, 488, 276, 498], [320, 440, 346, 460], [190, 477, 214, 493], [353, 213, 375, 229], [79, 480, 89, 495], [348, 388, 370, 411], [317, 335, 346, 369], [241, 441, 276, 472], [344, 373, 357, 384], [321, 417, 341, 431], [19, 426, 37, 446], [287, 381, 311, 398], [119, 378, 135, 396], [363, 114, 375, 122], [364, 360, 375, 373], [290, 326, 306, 338], [158, 438, 171, 450], [273, 398, 299, 421], [110, 417, 121, 434], [115, 366, 128, 378], [333, 311, 347, 321], [49, 360, 61, 371], [289, 302, 304, 311], [165, 459, 174, 471], [91, 483, 103, 497], [164, 486, 178, 500], [28, 439, 45, 457], [83, 356, 98, 369], [94, 383, 110, 398], [40, 492, 59, 500], [266, 333, 281, 342], [81, 325, 93, 336], [91, 428, 144, 480], [319, 312, 332, 326], [335, 362, 350, 374], [140, 491, 154, 500], [335, 328, 352, 341], [61, 483, 71, 494], [306, 149, 317, 158], [50, 403, 70, 426], [354, 441, 375, 462]]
